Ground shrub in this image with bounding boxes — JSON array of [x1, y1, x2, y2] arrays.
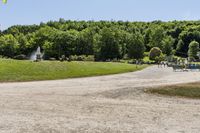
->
[[155, 54, 165, 63], [144, 52, 150, 57], [69, 55, 94, 61], [149, 47, 162, 61], [85, 55, 95, 61], [70, 55, 78, 61]]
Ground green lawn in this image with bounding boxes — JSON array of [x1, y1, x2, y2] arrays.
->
[[146, 83, 200, 99], [0, 59, 148, 82]]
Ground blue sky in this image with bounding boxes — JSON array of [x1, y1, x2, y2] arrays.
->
[[0, 0, 199, 30]]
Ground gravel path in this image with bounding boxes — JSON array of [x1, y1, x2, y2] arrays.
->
[[0, 66, 200, 133]]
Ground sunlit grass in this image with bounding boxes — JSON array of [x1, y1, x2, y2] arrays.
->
[[0, 59, 148, 82]]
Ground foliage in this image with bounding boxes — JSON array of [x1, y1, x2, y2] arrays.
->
[[143, 56, 154, 63], [162, 36, 174, 56], [149, 26, 165, 50], [149, 47, 162, 61], [127, 33, 145, 60], [69, 55, 94, 61], [155, 54, 165, 63], [0, 34, 19, 57], [96, 28, 121, 61], [176, 39, 185, 56], [188, 41, 199, 59], [1, 20, 200, 60]]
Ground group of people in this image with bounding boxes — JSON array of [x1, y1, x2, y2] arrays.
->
[[157, 62, 168, 68]]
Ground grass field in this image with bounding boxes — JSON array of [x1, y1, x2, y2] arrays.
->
[[0, 59, 148, 82], [146, 82, 200, 99]]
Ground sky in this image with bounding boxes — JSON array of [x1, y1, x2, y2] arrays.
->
[[0, 0, 199, 30]]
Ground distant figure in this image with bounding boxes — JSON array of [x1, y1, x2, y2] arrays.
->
[[160, 62, 163, 68], [166, 62, 168, 67], [164, 62, 166, 68]]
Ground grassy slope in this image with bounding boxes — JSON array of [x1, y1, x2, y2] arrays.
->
[[0, 59, 148, 82], [146, 83, 200, 99]]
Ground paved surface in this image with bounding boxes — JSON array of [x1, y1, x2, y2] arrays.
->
[[0, 66, 200, 133]]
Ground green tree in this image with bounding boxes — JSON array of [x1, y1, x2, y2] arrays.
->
[[178, 30, 200, 56], [97, 28, 120, 61], [176, 39, 185, 56], [127, 33, 145, 60], [188, 41, 199, 59], [116, 30, 130, 59], [43, 41, 55, 59], [34, 26, 57, 48], [53, 30, 78, 58], [75, 28, 95, 55], [149, 26, 165, 50], [15, 34, 30, 55], [162, 36, 174, 56], [0, 34, 19, 57], [2, 20, 200, 60]]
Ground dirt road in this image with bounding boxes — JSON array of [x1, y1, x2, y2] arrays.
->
[[0, 66, 200, 133]]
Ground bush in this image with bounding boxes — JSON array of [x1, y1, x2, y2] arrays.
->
[[143, 56, 154, 63], [85, 55, 95, 61], [149, 47, 162, 61], [69, 55, 95, 61], [155, 54, 165, 63], [144, 52, 150, 57], [70, 55, 78, 61]]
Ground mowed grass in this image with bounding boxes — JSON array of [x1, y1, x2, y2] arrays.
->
[[146, 83, 200, 99], [0, 59, 148, 82]]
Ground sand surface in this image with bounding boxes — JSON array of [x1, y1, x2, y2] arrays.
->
[[0, 66, 200, 133]]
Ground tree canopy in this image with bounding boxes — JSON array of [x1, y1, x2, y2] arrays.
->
[[127, 33, 145, 60], [0, 20, 200, 60]]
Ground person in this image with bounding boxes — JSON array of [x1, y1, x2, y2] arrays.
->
[[160, 62, 163, 68]]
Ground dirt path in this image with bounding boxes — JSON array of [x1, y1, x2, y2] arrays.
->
[[0, 66, 200, 133]]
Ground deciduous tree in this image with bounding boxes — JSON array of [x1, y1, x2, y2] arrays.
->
[[127, 33, 145, 60], [188, 41, 199, 59]]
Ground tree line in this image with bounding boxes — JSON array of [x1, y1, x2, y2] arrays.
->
[[0, 19, 200, 61]]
